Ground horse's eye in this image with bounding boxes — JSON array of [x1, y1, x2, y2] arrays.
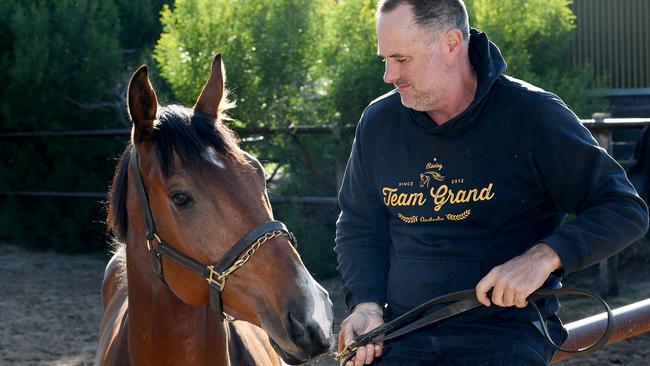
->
[[169, 191, 192, 207]]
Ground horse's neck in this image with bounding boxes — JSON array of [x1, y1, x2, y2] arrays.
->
[[125, 245, 231, 366]]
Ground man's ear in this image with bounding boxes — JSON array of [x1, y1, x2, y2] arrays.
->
[[442, 29, 464, 60], [194, 53, 225, 119], [127, 65, 158, 142]]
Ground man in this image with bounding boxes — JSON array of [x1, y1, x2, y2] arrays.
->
[[334, 1, 649, 365]]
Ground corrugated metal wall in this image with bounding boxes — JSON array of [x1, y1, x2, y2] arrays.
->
[[572, 0, 650, 91]]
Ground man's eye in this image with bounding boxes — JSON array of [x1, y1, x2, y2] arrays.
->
[[169, 191, 192, 207], [396, 58, 408, 64]]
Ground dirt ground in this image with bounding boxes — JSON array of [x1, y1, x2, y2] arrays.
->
[[1, 243, 650, 366]]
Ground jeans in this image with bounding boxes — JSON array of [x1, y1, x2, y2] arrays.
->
[[373, 317, 567, 366]]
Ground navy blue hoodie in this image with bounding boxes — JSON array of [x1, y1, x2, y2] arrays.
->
[[335, 30, 649, 323]]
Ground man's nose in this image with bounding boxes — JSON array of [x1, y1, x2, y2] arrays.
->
[[383, 60, 399, 84]]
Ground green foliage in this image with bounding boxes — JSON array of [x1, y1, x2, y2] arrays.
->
[[0, 0, 613, 277], [155, 0, 322, 125], [317, 0, 391, 128], [0, 0, 168, 252], [0, 0, 123, 251], [155, 1, 333, 190], [116, 0, 169, 50], [468, 0, 575, 78], [467, 0, 608, 117], [4, 0, 121, 130], [154, 0, 344, 278]]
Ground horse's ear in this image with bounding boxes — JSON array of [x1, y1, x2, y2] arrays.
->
[[127, 65, 158, 142], [194, 53, 225, 119]]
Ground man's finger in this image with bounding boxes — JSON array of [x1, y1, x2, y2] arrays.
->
[[374, 343, 383, 357], [338, 322, 350, 352], [364, 344, 374, 364], [354, 346, 366, 366], [491, 282, 505, 307], [502, 287, 516, 307], [514, 292, 529, 308], [475, 273, 494, 306]]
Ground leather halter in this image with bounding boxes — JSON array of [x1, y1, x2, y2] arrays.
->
[[333, 288, 614, 364], [129, 148, 297, 319]]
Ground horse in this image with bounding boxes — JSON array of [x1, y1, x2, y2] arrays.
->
[[96, 53, 334, 366]]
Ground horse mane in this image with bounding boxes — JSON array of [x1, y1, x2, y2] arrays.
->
[[106, 104, 247, 244]]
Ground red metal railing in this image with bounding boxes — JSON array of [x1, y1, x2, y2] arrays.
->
[[552, 298, 650, 363]]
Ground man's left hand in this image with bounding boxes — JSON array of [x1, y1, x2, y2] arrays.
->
[[475, 243, 562, 308]]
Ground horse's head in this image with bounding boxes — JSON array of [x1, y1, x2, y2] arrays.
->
[[117, 54, 333, 363]]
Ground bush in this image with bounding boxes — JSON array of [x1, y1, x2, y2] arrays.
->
[[154, 0, 343, 277], [0, 0, 168, 252]]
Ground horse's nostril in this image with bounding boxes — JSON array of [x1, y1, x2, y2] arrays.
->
[[287, 311, 307, 340], [286, 309, 332, 355]]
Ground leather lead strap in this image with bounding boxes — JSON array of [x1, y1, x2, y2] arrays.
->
[[336, 288, 614, 364], [210, 283, 224, 314]]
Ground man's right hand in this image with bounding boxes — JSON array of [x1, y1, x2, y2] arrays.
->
[[338, 302, 384, 366]]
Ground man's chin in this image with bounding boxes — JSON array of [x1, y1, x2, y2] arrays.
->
[[399, 95, 432, 113], [398, 94, 416, 109]]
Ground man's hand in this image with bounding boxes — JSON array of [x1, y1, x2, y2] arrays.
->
[[476, 243, 562, 308], [338, 302, 384, 366]]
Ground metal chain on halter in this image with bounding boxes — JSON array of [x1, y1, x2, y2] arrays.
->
[[206, 230, 289, 291]]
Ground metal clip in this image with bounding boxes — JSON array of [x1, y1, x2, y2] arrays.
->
[[331, 341, 358, 362], [146, 233, 162, 252], [206, 265, 226, 291]]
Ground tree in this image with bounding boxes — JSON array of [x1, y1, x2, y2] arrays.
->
[[155, 0, 342, 193], [154, 0, 343, 277], [467, 0, 607, 116], [0, 0, 169, 252]]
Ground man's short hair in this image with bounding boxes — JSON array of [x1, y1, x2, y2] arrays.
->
[[378, 0, 470, 40]]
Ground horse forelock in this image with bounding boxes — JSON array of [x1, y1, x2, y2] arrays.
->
[[152, 104, 249, 177], [106, 104, 249, 244]]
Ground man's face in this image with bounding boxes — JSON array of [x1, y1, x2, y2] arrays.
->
[[376, 4, 451, 112]]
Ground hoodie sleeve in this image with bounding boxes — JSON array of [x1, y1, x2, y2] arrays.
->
[[335, 115, 391, 310], [533, 95, 649, 274]]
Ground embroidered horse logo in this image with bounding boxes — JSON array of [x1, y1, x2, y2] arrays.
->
[[419, 171, 445, 188]]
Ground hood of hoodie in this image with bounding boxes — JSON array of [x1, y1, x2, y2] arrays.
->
[[408, 28, 507, 136]]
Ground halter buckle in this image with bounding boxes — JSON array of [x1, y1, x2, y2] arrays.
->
[[331, 341, 358, 362], [206, 265, 226, 290], [146, 233, 162, 252]]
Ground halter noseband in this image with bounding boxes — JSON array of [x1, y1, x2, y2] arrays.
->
[[129, 149, 297, 320]]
